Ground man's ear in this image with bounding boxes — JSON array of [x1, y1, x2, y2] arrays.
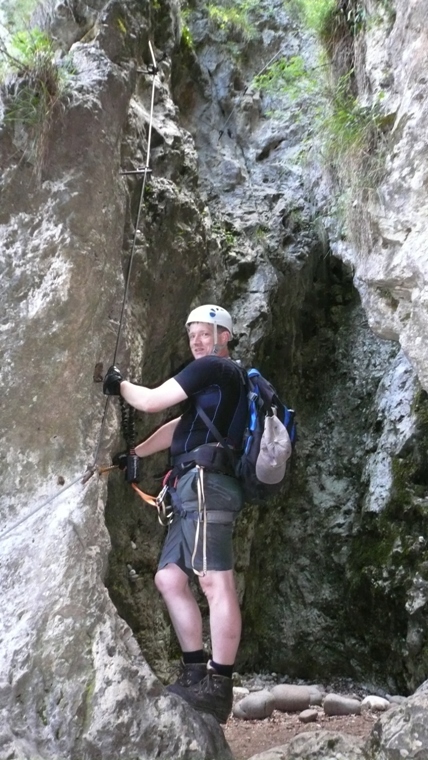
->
[[219, 330, 231, 345]]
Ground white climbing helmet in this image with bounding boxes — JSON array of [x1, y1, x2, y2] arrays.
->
[[185, 304, 233, 334]]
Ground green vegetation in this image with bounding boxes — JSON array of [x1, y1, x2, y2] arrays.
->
[[252, 52, 386, 180], [290, 0, 336, 35], [181, 24, 194, 50], [253, 55, 317, 100], [0, 0, 37, 33], [319, 74, 387, 170], [207, 0, 258, 40], [256, 0, 394, 247], [0, 27, 74, 169]]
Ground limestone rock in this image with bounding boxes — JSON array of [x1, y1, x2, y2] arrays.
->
[[387, 695, 407, 705], [308, 687, 325, 706], [330, 0, 428, 395], [247, 731, 365, 760], [233, 690, 276, 720], [271, 684, 311, 712], [365, 689, 428, 759], [323, 694, 361, 716], [361, 695, 391, 712], [298, 708, 319, 723], [0, 4, 233, 760], [286, 731, 365, 760]]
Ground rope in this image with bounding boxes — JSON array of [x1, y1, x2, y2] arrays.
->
[[0, 43, 159, 543], [191, 466, 208, 577]]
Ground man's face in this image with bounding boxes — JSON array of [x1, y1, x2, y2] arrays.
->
[[188, 322, 215, 359]]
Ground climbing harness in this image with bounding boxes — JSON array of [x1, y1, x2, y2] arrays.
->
[[0, 41, 160, 543]]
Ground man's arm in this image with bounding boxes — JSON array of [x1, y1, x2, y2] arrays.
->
[[120, 377, 188, 413], [135, 418, 180, 457]]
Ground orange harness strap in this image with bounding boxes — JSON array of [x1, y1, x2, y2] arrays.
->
[[131, 482, 158, 507], [98, 464, 172, 524]]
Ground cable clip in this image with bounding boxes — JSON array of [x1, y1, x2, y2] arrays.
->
[[120, 167, 153, 176]]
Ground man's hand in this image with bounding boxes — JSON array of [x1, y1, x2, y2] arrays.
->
[[103, 365, 123, 396], [112, 451, 128, 470], [112, 450, 140, 483]]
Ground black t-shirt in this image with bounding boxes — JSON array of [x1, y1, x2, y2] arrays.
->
[[171, 355, 247, 457]]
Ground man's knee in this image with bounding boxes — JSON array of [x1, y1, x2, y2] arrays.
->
[[199, 569, 236, 601], [155, 563, 188, 596]]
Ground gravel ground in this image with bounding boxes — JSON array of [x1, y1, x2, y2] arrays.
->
[[223, 674, 387, 760], [224, 708, 377, 760]]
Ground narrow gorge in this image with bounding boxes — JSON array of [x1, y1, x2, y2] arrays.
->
[[1, 0, 428, 758]]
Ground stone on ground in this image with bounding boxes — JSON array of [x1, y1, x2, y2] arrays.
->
[[233, 689, 276, 720]]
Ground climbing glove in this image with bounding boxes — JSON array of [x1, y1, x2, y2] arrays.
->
[[112, 451, 128, 470], [103, 365, 123, 396], [112, 450, 140, 483]]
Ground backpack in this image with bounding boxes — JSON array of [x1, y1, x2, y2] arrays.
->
[[196, 365, 296, 505]]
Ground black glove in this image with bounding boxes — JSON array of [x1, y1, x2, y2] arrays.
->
[[112, 451, 128, 470], [103, 365, 123, 396], [112, 450, 140, 483]]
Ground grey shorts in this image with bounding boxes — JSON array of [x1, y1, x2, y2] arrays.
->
[[158, 468, 244, 576]]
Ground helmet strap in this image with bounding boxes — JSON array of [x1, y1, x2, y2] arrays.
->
[[212, 322, 219, 354]]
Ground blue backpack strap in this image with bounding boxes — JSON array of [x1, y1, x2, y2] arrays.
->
[[249, 368, 297, 444]]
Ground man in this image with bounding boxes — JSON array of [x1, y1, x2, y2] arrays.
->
[[103, 304, 248, 723]]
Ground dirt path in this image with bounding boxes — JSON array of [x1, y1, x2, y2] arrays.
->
[[224, 709, 377, 759]]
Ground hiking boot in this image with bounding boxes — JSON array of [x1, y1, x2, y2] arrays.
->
[[168, 662, 233, 723], [166, 661, 207, 695]]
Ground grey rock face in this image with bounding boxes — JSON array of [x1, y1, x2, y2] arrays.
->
[[3, 0, 428, 757], [330, 0, 428, 391], [0, 6, 232, 760], [247, 731, 365, 760], [366, 690, 428, 759]]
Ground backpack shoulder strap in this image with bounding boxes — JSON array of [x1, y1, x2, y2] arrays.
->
[[194, 402, 237, 467], [194, 360, 246, 464], [194, 402, 225, 447], [250, 371, 277, 411]]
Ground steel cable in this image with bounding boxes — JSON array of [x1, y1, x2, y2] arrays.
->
[[0, 43, 158, 542]]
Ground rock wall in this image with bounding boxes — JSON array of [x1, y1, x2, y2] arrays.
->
[[2, 0, 428, 757], [315, 0, 428, 692], [0, 1, 233, 758], [333, 0, 428, 390], [161, 0, 428, 695]]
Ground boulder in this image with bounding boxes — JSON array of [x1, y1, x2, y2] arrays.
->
[[361, 695, 391, 712], [233, 690, 276, 720], [247, 730, 365, 760], [365, 689, 428, 759], [323, 694, 361, 716], [271, 684, 311, 712]]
